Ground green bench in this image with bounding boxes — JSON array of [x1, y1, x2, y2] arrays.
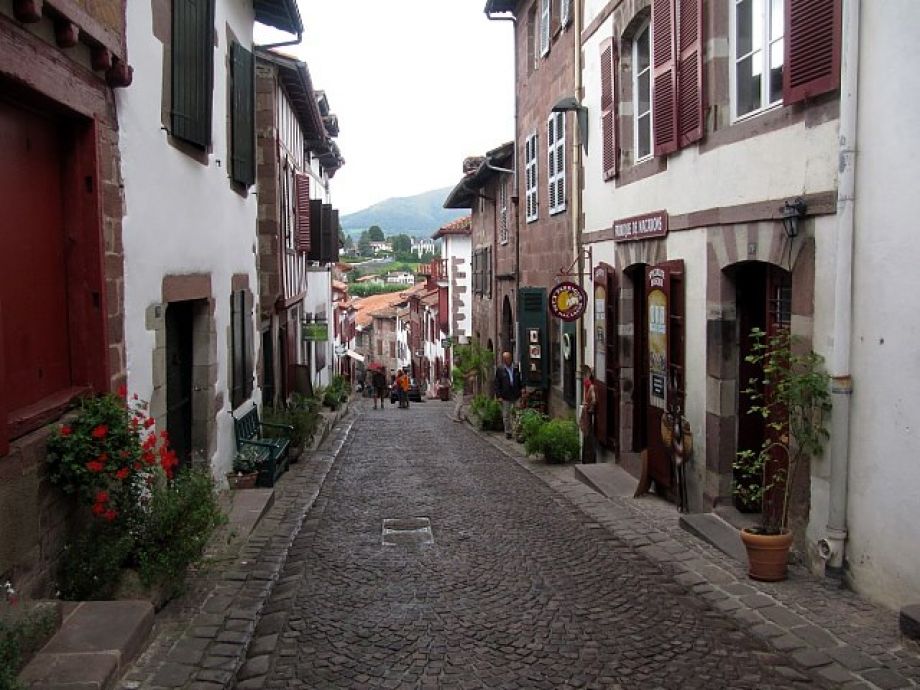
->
[[232, 405, 294, 487]]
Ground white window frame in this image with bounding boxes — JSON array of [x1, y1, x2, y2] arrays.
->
[[547, 112, 566, 216], [539, 0, 551, 58], [524, 132, 539, 224], [499, 180, 509, 245], [561, 0, 572, 28], [633, 20, 653, 163], [730, 0, 784, 121]]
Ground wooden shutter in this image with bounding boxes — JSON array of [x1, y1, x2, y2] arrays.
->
[[600, 37, 619, 180], [329, 209, 340, 264], [294, 172, 311, 253], [320, 204, 334, 264], [231, 290, 243, 408], [307, 199, 323, 262], [547, 115, 556, 212], [517, 287, 549, 389], [171, 0, 215, 148], [676, 0, 703, 147], [230, 41, 254, 187], [540, 0, 551, 57], [783, 0, 842, 104], [652, 0, 678, 156]]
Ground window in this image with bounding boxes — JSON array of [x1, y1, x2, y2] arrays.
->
[[547, 112, 566, 215], [230, 289, 253, 409], [230, 41, 254, 186], [539, 0, 551, 57], [171, 0, 215, 148], [524, 132, 538, 223], [499, 180, 509, 245], [733, 0, 784, 119], [633, 21, 652, 161]]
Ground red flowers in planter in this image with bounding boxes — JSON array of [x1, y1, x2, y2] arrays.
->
[[91, 424, 109, 439]]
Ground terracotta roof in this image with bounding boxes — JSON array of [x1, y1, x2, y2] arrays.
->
[[432, 215, 471, 240], [444, 141, 514, 209], [422, 291, 440, 307], [332, 280, 348, 293], [353, 292, 407, 327]]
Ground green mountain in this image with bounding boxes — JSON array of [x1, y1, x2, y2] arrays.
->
[[341, 187, 467, 238]]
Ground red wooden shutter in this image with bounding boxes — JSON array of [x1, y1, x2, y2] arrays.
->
[[676, 0, 703, 147], [783, 0, 842, 104], [652, 0, 678, 156], [0, 300, 8, 456], [295, 172, 311, 253], [600, 37, 619, 180]]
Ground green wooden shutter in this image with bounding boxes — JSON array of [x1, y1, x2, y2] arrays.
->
[[171, 0, 215, 148], [230, 41, 255, 187], [320, 204, 333, 264], [307, 199, 323, 262], [517, 287, 548, 389]]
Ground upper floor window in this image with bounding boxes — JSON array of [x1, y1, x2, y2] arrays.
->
[[524, 132, 539, 223], [733, 0, 784, 119], [539, 0, 551, 57], [633, 21, 652, 161], [171, 0, 215, 148], [499, 181, 509, 245], [547, 112, 566, 215]]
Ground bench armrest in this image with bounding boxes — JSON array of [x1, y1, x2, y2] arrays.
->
[[259, 422, 295, 432]]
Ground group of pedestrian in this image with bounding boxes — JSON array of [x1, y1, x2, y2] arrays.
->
[[492, 350, 596, 463], [365, 365, 412, 409]]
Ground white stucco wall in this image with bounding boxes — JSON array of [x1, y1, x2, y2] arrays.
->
[[118, 1, 259, 482], [444, 234, 472, 338], [827, 1, 920, 610]]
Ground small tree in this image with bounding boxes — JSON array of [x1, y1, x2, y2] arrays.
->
[[357, 231, 372, 256], [367, 225, 385, 242], [734, 329, 831, 535], [391, 234, 412, 254], [451, 340, 494, 394]]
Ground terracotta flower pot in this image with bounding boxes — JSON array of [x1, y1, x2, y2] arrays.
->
[[227, 472, 258, 490], [740, 528, 794, 582]]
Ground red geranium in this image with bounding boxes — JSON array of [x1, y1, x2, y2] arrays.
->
[[91, 424, 108, 439], [115, 467, 130, 480], [95, 490, 109, 504], [86, 460, 105, 473], [102, 508, 118, 522], [60, 425, 73, 437]]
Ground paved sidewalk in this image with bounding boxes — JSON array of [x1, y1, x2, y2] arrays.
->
[[117, 408, 357, 690], [475, 421, 920, 690]]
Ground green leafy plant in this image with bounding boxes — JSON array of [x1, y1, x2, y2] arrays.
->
[[733, 328, 831, 535], [232, 444, 266, 474], [518, 408, 548, 454], [470, 394, 503, 431], [0, 597, 58, 690], [530, 418, 580, 464], [451, 341, 494, 393], [56, 521, 134, 601]]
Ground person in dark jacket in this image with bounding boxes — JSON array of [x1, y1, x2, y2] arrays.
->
[[371, 367, 387, 409], [493, 351, 523, 439]]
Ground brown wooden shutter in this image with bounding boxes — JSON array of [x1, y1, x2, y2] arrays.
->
[[307, 199, 323, 262], [652, 0, 678, 156], [600, 37, 619, 180], [783, 0, 842, 104], [676, 0, 703, 148], [295, 172, 311, 253]]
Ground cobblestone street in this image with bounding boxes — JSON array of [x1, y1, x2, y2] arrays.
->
[[239, 401, 829, 689]]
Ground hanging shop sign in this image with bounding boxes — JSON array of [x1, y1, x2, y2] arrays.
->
[[613, 210, 669, 242], [440, 337, 453, 349], [549, 281, 587, 322], [302, 321, 329, 342]]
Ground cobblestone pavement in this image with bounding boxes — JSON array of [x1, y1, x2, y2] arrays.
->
[[238, 401, 840, 689]]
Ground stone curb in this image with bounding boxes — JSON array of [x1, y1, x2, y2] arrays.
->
[[466, 420, 920, 690], [117, 405, 358, 690]]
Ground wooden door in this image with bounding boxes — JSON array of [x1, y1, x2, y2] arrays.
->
[[645, 260, 685, 493], [166, 301, 194, 467], [593, 263, 619, 450], [0, 99, 71, 412]]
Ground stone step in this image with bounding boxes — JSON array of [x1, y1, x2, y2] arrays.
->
[[226, 488, 275, 544], [573, 461, 639, 499], [679, 512, 747, 563], [20, 600, 153, 690]]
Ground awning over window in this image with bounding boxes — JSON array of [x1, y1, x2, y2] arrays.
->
[[345, 349, 365, 363]]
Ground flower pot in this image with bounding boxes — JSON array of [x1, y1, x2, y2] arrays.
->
[[740, 528, 793, 582], [227, 472, 258, 490]]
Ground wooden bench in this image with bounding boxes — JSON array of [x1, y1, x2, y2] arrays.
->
[[232, 406, 294, 488]]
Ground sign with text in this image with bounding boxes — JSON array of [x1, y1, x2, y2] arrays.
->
[[549, 281, 587, 322], [440, 337, 453, 349], [302, 321, 329, 342], [613, 210, 668, 242]]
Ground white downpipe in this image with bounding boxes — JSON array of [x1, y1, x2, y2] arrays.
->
[[824, 0, 860, 575]]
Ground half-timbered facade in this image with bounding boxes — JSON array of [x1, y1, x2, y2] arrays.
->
[[254, 49, 344, 405]]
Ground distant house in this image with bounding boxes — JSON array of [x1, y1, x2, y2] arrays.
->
[[356, 275, 385, 286], [369, 241, 393, 255], [386, 271, 416, 286], [411, 237, 436, 258]]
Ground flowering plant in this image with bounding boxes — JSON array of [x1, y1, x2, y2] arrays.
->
[[46, 387, 180, 524], [232, 444, 266, 475]]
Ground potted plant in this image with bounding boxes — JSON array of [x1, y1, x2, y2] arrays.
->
[[229, 444, 265, 489], [734, 328, 831, 581]]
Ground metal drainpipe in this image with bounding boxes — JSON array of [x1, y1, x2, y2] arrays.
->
[[822, 0, 860, 579], [573, 0, 585, 416], [254, 32, 303, 51], [485, 8, 518, 358]]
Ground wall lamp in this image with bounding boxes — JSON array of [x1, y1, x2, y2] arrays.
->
[[780, 197, 807, 238], [552, 96, 589, 153]]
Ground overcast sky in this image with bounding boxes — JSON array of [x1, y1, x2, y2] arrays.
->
[[255, 1, 515, 215]]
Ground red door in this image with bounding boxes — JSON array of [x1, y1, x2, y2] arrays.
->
[[645, 260, 685, 493], [0, 99, 71, 414]]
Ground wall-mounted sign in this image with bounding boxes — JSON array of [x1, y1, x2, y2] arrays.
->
[[648, 284, 667, 410], [549, 281, 587, 322], [440, 337, 452, 349], [334, 344, 347, 356], [613, 210, 669, 242], [302, 322, 329, 342]]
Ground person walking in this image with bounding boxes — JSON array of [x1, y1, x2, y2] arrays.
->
[[580, 365, 598, 463], [493, 351, 523, 439], [371, 366, 387, 409], [396, 369, 410, 408]]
